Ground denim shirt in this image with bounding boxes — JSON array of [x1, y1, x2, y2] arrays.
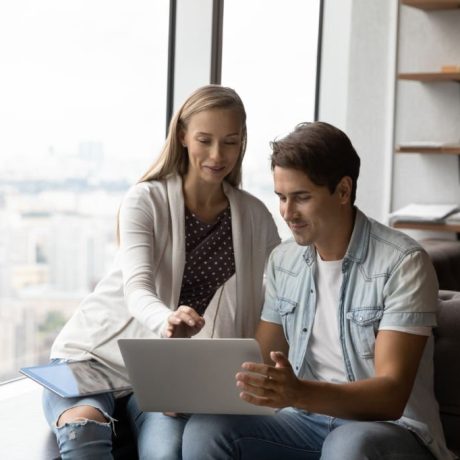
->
[[261, 209, 454, 460]]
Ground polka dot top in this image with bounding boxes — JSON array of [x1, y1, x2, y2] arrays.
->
[[178, 205, 235, 315]]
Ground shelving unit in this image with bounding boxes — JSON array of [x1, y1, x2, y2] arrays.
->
[[391, 1, 460, 235]]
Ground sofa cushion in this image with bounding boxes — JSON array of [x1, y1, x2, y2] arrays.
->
[[421, 239, 460, 291], [435, 290, 460, 457]]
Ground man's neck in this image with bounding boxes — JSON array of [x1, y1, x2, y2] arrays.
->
[[315, 207, 356, 261]]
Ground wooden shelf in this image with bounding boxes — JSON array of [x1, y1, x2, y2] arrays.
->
[[401, 0, 460, 10], [396, 145, 460, 154], [398, 72, 460, 81], [392, 221, 460, 233]]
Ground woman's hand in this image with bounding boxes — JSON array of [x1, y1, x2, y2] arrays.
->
[[164, 305, 205, 338]]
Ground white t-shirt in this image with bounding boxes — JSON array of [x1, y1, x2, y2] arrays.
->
[[307, 252, 431, 383]]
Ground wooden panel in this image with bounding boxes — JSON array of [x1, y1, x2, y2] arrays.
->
[[401, 0, 460, 10], [398, 72, 460, 81], [396, 146, 460, 155], [392, 221, 460, 232]]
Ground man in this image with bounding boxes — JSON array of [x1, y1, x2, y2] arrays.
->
[[182, 122, 454, 460]]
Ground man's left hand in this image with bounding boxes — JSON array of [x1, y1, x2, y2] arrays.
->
[[236, 351, 301, 408]]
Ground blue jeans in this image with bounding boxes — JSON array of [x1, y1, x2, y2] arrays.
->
[[42, 389, 188, 460], [182, 408, 436, 460]]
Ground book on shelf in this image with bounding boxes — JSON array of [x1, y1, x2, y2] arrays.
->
[[390, 203, 459, 223], [445, 211, 460, 224], [397, 140, 460, 149]]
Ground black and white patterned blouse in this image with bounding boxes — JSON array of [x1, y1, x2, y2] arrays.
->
[[178, 205, 235, 315]]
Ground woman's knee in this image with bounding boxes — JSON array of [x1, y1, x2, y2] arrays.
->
[[57, 405, 109, 426]]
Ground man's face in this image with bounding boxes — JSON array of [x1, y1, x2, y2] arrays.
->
[[274, 166, 350, 250]]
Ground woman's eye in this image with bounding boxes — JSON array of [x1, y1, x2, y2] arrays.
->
[[198, 139, 210, 144]]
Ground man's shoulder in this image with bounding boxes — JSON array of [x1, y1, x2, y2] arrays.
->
[[367, 216, 422, 253]]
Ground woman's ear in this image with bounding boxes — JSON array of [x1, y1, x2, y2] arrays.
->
[[337, 176, 352, 204], [178, 129, 186, 147]]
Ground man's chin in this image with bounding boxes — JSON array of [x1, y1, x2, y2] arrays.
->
[[292, 234, 311, 246]]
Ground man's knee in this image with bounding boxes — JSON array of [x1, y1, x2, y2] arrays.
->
[[321, 422, 378, 460], [183, 415, 237, 460]]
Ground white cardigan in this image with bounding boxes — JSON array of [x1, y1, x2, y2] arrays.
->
[[51, 174, 281, 377]]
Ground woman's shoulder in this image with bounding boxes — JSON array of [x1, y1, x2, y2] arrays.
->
[[124, 178, 170, 202], [226, 183, 270, 212]]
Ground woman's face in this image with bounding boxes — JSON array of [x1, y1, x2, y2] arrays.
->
[[180, 108, 243, 186]]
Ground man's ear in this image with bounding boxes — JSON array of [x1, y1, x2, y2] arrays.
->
[[337, 176, 352, 204]]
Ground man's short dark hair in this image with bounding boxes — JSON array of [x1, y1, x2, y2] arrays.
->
[[270, 122, 361, 204]]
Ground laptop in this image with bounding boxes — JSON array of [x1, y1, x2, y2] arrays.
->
[[20, 359, 132, 398], [118, 338, 276, 416]]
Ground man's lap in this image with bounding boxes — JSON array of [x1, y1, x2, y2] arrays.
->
[[182, 408, 435, 460]]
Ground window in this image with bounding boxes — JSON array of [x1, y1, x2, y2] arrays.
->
[[0, 0, 169, 381], [221, 0, 321, 239]]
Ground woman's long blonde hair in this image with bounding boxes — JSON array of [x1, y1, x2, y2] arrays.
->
[[117, 85, 247, 242], [138, 84, 247, 187]]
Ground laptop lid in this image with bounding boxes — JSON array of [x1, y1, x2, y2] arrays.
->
[[20, 360, 132, 398], [118, 338, 275, 416]]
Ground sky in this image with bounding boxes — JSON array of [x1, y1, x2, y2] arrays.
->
[[0, 0, 169, 162], [0, 0, 319, 198]]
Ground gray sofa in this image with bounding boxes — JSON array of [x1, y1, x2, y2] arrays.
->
[[435, 290, 460, 458], [42, 291, 460, 459], [2, 290, 458, 459]]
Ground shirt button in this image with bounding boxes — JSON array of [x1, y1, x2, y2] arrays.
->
[[302, 328, 307, 332], [310, 289, 314, 294], [295, 366, 299, 370]]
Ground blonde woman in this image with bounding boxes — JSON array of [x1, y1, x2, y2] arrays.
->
[[42, 85, 280, 459]]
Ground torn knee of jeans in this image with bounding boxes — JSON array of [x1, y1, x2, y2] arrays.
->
[[55, 406, 116, 432]]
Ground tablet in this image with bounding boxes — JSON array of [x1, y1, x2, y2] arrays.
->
[[20, 360, 132, 398]]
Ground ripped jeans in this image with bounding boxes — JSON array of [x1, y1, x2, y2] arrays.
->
[[42, 384, 189, 459]]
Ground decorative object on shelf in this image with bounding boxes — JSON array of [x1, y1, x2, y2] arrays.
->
[[390, 203, 459, 223]]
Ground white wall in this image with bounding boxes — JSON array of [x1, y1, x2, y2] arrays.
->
[[319, 0, 398, 224]]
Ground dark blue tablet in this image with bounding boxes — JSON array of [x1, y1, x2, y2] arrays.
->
[[20, 360, 132, 398]]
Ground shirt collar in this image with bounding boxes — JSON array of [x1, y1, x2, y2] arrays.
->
[[302, 207, 370, 268]]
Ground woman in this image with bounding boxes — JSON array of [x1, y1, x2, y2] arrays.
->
[[42, 84, 281, 459]]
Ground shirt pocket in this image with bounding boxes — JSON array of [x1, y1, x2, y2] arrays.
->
[[346, 307, 383, 358], [277, 297, 298, 344]]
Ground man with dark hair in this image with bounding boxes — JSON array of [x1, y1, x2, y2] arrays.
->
[[182, 122, 454, 460]]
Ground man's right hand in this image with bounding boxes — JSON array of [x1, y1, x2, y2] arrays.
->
[[164, 305, 205, 338]]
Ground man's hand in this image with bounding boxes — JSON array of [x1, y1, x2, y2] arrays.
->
[[236, 351, 301, 408], [164, 306, 205, 338]]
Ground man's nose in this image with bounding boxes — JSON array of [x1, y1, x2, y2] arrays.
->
[[282, 200, 297, 220]]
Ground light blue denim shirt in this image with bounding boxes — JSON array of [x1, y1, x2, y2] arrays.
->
[[261, 208, 454, 460]]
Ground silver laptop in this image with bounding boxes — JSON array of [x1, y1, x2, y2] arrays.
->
[[118, 338, 275, 416]]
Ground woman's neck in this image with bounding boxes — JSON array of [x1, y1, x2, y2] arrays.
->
[[182, 175, 228, 223]]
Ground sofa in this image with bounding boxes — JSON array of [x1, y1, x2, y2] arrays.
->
[[434, 290, 460, 457], [44, 291, 460, 459], [1, 290, 459, 459]]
